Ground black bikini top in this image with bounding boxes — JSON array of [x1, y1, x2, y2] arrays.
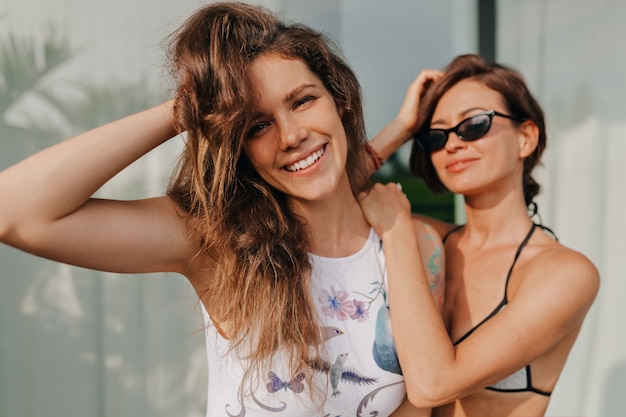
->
[[443, 223, 557, 396]]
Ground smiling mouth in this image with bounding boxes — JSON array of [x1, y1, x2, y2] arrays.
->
[[285, 146, 325, 172], [447, 158, 477, 171]]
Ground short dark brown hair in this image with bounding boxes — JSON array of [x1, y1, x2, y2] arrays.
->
[[409, 54, 547, 206]]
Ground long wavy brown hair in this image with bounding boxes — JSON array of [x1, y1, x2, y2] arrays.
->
[[165, 2, 369, 390], [410, 54, 547, 206]]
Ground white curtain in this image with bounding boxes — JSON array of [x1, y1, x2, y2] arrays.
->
[[498, 1, 626, 416]]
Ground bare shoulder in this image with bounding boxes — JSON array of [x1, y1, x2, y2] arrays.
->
[[155, 196, 212, 277], [412, 213, 457, 240], [523, 235, 600, 306], [534, 235, 599, 280], [411, 216, 443, 247]]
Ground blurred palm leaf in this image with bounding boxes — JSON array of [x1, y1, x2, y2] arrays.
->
[[32, 80, 165, 136], [0, 23, 163, 162], [0, 26, 72, 116]]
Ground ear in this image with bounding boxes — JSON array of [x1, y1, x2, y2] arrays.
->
[[517, 120, 539, 158]]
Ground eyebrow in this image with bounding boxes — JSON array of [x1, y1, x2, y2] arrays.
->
[[284, 83, 318, 104], [431, 107, 489, 126], [250, 83, 321, 121]]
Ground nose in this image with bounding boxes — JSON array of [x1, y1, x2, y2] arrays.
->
[[443, 130, 467, 152], [278, 119, 308, 151]]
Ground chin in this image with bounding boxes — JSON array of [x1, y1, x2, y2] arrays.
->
[[296, 184, 339, 203]]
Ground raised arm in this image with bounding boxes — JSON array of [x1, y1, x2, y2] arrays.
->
[[363, 70, 442, 175], [0, 101, 194, 275], [359, 183, 599, 408]]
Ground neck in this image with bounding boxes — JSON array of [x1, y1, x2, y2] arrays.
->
[[461, 189, 533, 245], [289, 178, 370, 258]]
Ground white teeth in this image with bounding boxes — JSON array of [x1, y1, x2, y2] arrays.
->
[[286, 148, 324, 172]]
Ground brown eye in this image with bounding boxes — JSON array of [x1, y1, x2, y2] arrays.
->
[[247, 122, 270, 139], [294, 96, 316, 109]]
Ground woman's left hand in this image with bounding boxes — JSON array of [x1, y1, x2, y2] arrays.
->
[[396, 69, 443, 134]]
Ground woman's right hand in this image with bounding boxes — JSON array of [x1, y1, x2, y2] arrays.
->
[[358, 182, 412, 240]]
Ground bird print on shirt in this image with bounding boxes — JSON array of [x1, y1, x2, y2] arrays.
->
[[319, 326, 344, 342], [309, 353, 378, 397]]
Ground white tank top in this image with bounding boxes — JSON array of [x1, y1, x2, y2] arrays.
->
[[200, 228, 424, 416]]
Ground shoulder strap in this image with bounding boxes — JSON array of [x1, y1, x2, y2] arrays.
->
[[453, 222, 538, 346], [502, 223, 537, 303], [536, 223, 559, 241], [442, 224, 465, 243]]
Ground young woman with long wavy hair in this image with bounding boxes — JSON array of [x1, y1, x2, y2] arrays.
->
[[0, 3, 443, 416]]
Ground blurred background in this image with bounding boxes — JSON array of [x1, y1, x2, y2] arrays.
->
[[1, 0, 624, 416]]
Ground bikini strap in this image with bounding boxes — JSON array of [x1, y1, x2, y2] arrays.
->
[[442, 222, 554, 244], [536, 223, 559, 242], [502, 223, 537, 303], [451, 222, 537, 346], [528, 201, 559, 242], [442, 224, 465, 243]]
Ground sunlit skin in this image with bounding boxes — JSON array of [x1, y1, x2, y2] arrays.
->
[[423, 80, 578, 417], [243, 54, 375, 258], [359, 78, 599, 417], [246, 55, 437, 417], [0, 0, 460, 409], [245, 55, 351, 213], [429, 80, 530, 209], [0, 39, 445, 413]]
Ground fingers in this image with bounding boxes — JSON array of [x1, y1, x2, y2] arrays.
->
[[360, 182, 409, 202], [358, 183, 412, 236], [408, 69, 443, 91], [396, 182, 408, 199], [369, 182, 408, 203], [414, 69, 443, 97], [397, 68, 444, 132]]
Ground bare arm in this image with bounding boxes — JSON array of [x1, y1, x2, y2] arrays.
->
[[390, 397, 431, 417], [359, 183, 600, 407], [0, 101, 194, 275], [364, 70, 442, 175], [362, 68, 456, 240], [413, 213, 455, 241]]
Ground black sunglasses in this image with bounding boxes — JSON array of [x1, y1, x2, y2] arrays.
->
[[414, 110, 526, 152]]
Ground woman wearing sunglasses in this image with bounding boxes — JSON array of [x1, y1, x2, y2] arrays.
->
[[360, 54, 599, 416]]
